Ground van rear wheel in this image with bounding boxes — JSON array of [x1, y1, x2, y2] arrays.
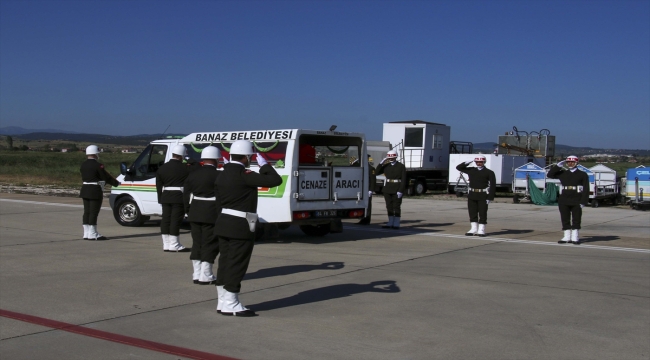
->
[[114, 197, 147, 227], [299, 224, 330, 237]]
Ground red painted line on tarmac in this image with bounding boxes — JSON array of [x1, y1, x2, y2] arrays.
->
[[0, 309, 239, 360]]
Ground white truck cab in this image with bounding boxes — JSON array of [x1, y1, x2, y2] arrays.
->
[[109, 128, 369, 237]]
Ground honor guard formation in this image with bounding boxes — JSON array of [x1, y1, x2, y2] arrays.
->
[[82, 142, 593, 317]]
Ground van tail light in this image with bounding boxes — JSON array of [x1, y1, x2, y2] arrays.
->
[[348, 209, 364, 218], [293, 211, 311, 220]]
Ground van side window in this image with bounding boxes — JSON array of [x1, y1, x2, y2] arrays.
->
[[130, 144, 168, 179]]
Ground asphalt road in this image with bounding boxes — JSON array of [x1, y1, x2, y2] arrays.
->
[[1, 193, 648, 360]]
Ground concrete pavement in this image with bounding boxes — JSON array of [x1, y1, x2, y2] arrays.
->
[[0, 193, 648, 359]]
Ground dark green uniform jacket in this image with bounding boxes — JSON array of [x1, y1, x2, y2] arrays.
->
[[456, 163, 497, 201], [547, 166, 590, 206], [183, 165, 221, 223], [79, 159, 119, 200], [156, 159, 189, 204], [214, 163, 282, 240], [375, 161, 406, 194]]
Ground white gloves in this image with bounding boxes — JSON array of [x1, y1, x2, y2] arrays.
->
[[486, 200, 490, 204], [397, 192, 403, 199], [381, 157, 388, 164], [256, 153, 268, 166], [223, 157, 229, 164], [580, 204, 585, 209], [368, 191, 373, 197], [557, 161, 565, 167], [465, 160, 473, 165]]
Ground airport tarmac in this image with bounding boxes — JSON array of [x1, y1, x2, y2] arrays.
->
[[0, 192, 648, 360]]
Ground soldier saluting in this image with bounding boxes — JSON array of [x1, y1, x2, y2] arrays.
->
[[213, 140, 282, 317], [456, 155, 496, 237], [80, 145, 120, 240], [183, 146, 222, 285], [156, 145, 190, 252], [375, 149, 407, 229], [547, 155, 589, 244]]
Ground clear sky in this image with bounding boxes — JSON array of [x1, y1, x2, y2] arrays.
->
[[1, 0, 648, 149]]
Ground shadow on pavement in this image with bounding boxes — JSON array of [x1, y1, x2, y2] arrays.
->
[[249, 280, 400, 312], [581, 235, 620, 243], [245, 262, 345, 280], [487, 229, 535, 236]]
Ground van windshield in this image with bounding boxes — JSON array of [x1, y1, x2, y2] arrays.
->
[[184, 142, 289, 167], [298, 135, 363, 167]]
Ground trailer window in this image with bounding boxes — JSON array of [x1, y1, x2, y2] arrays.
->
[[299, 134, 363, 167], [405, 128, 423, 147], [432, 134, 444, 149]]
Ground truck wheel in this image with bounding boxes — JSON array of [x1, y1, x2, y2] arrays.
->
[[448, 185, 455, 194], [299, 224, 330, 237], [113, 197, 146, 227], [513, 195, 520, 203], [413, 180, 426, 196], [591, 199, 599, 208], [456, 191, 463, 198]]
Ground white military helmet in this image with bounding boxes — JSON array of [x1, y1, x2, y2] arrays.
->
[[171, 145, 186, 157], [230, 140, 254, 155], [201, 146, 221, 160], [566, 155, 579, 162], [474, 155, 487, 162], [86, 145, 100, 155], [387, 149, 398, 159]]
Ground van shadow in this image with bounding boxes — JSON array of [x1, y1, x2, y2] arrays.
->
[[249, 280, 400, 312], [267, 224, 447, 244], [580, 235, 620, 243], [487, 229, 534, 236], [244, 262, 344, 281]]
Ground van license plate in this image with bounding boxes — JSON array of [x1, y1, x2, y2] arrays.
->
[[314, 210, 337, 217]]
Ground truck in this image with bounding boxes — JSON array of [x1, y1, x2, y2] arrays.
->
[[373, 120, 473, 195], [110, 128, 370, 237]]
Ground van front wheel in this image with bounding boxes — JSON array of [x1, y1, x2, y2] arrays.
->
[[299, 224, 330, 237], [114, 197, 147, 227]]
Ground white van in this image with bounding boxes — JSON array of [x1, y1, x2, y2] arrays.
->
[[109, 128, 369, 236]]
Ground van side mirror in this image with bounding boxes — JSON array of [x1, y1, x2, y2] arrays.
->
[[120, 162, 130, 175]]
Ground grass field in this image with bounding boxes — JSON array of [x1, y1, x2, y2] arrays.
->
[[0, 150, 645, 190], [0, 151, 139, 188]]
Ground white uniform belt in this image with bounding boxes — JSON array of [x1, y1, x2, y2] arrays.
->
[[469, 188, 487, 192], [163, 186, 184, 191], [562, 186, 583, 192], [386, 179, 401, 183], [193, 195, 216, 201], [222, 208, 248, 218], [83, 182, 99, 185]]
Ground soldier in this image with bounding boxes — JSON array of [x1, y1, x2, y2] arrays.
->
[[80, 145, 120, 240], [156, 144, 190, 252], [184, 146, 222, 285], [547, 155, 589, 244], [456, 155, 496, 237], [213, 140, 282, 317], [375, 149, 407, 229], [358, 155, 376, 225]]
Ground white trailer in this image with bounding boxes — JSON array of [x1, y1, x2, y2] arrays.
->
[[110, 128, 369, 237], [448, 154, 545, 195], [378, 120, 465, 195], [589, 164, 620, 207]]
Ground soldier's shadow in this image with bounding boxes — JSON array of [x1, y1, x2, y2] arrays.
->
[[580, 235, 620, 243], [244, 262, 344, 281], [249, 280, 400, 312], [487, 229, 534, 236]]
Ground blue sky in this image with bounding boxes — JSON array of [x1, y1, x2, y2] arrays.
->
[[1, 0, 648, 149]]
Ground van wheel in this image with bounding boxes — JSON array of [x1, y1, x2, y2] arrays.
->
[[114, 197, 146, 227], [299, 224, 330, 237]]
